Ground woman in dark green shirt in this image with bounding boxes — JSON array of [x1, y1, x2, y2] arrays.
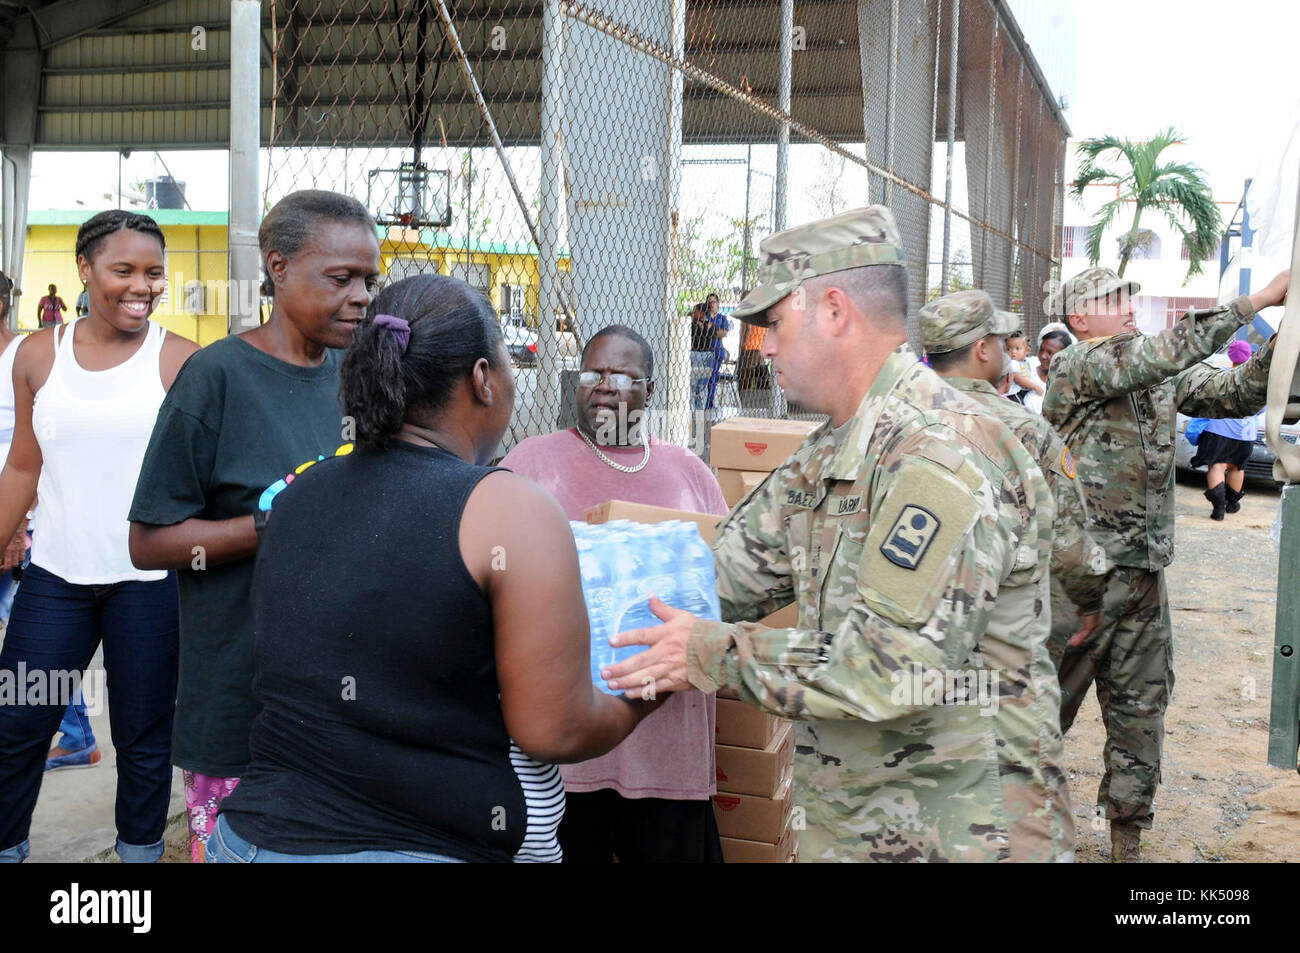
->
[[128, 190, 381, 863]]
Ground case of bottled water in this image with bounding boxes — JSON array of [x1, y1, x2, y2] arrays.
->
[[569, 520, 722, 695]]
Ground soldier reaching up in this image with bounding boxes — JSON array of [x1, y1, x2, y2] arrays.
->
[[1043, 266, 1289, 862]]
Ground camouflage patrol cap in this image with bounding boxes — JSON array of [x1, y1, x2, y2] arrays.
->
[[1052, 266, 1140, 317], [731, 205, 906, 326], [919, 290, 1019, 354]]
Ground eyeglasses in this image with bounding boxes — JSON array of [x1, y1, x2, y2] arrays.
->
[[578, 370, 651, 390]]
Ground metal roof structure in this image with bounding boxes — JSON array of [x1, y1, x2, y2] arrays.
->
[[3, 0, 1071, 341], [2, 0, 1067, 150]]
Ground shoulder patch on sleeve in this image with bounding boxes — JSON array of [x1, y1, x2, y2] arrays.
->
[[880, 505, 941, 569], [860, 459, 982, 626], [1056, 445, 1076, 480]]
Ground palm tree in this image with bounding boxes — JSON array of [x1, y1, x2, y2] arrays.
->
[[1071, 128, 1222, 282]]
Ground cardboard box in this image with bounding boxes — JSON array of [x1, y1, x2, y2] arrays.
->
[[715, 722, 794, 797], [716, 468, 769, 507], [715, 696, 784, 749], [760, 602, 798, 629], [719, 809, 799, 863], [712, 769, 793, 842], [583, 500, 723, 544], [710, 417, 821, 472]]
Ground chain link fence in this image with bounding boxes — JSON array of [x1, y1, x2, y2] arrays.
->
[[259, 0, 1067, 456]]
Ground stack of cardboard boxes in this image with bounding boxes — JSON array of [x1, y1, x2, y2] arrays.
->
[[710, 416, 822, 508], [707, 416, 820, 863], [712, 690, 797, 862]]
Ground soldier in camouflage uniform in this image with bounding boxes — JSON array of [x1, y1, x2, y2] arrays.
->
[[1042, 265, 1290, 862], [603, 207, 1074, 862], [919, 290, 1112, 649]]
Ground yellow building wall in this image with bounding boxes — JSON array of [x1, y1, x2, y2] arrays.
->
[[25, 222, 566, 342]]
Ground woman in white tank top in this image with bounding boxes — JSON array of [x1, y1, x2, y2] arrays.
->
[[0, 211, 197, 864]]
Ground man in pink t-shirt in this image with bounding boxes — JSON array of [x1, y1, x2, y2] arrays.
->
[[501, 324, 728, 863]]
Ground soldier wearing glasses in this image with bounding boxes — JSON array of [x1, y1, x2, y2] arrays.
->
[[500, 324, 729, 863]]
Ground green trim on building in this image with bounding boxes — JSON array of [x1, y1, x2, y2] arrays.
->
[[28, 211, 571, 258], [28, 209, 229, 227]]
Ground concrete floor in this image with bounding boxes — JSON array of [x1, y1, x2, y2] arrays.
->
[[7, 644, 187, 863]]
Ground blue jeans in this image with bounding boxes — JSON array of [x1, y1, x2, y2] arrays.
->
[[54, 688, 95, 752], [2, 566, 96, 754], [690, 352, 712, 410], [0, 569, 16, 621], [0, 563, 179, 863], [207, 814, 466, 863]]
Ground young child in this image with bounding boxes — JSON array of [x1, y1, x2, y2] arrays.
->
[[1004, 330, 1044, 404]]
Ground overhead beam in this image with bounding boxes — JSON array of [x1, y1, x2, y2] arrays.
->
[[7, 0, 176, 50]]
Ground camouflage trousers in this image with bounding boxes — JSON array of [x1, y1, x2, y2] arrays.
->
[[1047, 567, 1173, 829]]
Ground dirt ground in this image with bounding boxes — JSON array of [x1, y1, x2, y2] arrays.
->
[[1067, 478, 1300, 863]]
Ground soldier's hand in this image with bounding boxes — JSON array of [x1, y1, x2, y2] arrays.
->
[[1249, 270, 1290, 313], [603, 596, 696, 697], [1067, 610, 1101, 648]]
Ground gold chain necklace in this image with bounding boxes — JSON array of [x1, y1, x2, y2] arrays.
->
[[577, 426, 651, 474]]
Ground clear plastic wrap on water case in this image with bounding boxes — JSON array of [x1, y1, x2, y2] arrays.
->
[[570, 520, 722, 695]]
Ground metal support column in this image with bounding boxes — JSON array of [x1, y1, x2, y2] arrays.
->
[[940, 0, 959, 295], [775, 0, 792, 231], [1269, 483, 1300, 771], [1, 36, 40, 306], [229, 1, 263, 331], [537, 0, 566, 430]]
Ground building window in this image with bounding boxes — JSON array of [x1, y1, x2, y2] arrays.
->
[[1061, 225, 1089, 258]]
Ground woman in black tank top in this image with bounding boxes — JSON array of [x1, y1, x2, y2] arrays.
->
[[212, 273, 663, 863]]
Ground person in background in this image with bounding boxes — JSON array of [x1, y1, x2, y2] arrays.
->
[[703, 293, 730, 410], [128, 190, 381, 863], [209, 275, 660, 863], [0, 271, 15, 322], [0, 210, 198, 863], [1192, 339, 1262, 520], [689, 301, 713, 410], [36, 284, 66, 328], [1024, 326, 1074, 415], [1004, 329, 1044, 405], [501, 324, 727, 863], [76, 284, 89, 318], [737, 321, 768, 391]]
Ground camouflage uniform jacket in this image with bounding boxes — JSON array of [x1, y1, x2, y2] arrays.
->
[[947, 377, 1111, 614], [1042, 296, 1275, 570], [687, 346, 1073, 862]]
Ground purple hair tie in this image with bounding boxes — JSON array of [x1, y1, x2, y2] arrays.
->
[[374, 313, 410, 354]]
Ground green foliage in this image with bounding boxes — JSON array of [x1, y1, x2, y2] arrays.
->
[[1071, 128, 1222, 284], [673, 212, 764, 313]]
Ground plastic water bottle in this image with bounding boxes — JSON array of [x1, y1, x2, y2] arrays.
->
[[570, 520, 722, 695]]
